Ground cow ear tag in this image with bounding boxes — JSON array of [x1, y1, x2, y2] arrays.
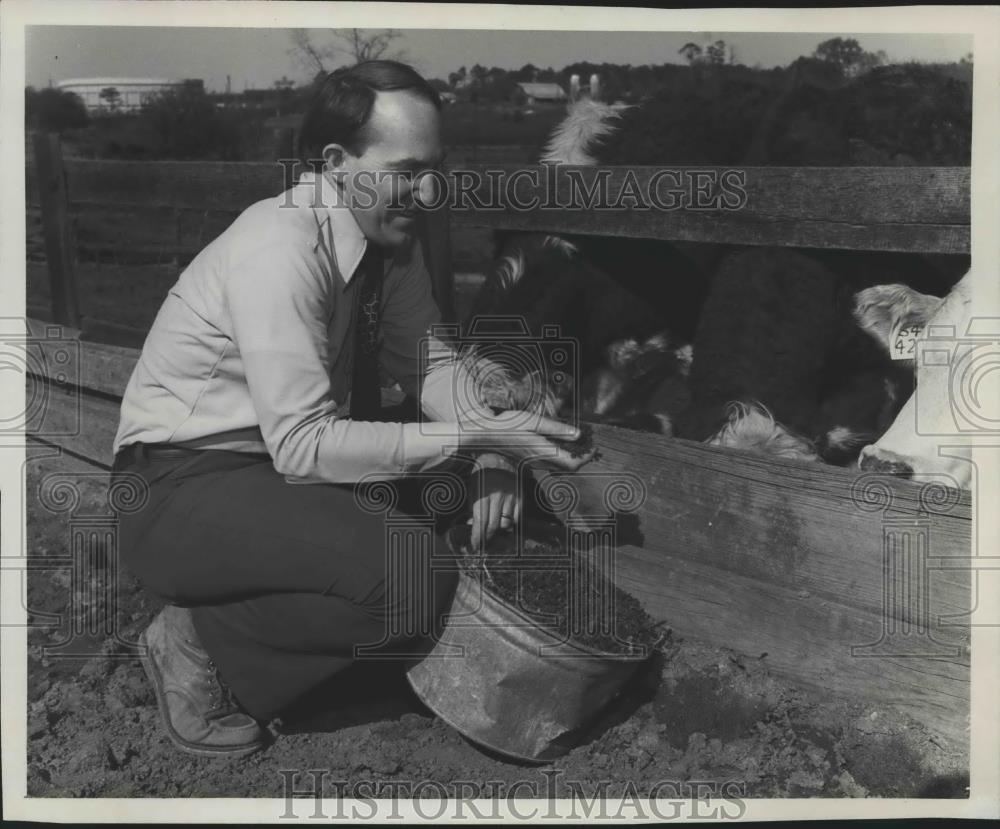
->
[[889, 319, 925, 361]]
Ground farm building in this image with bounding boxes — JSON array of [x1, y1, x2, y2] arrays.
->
[[55, 77, 200, 114], [514, 81, 568, 105]]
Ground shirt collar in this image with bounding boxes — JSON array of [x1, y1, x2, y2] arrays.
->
[[295, 170, 367, 285]]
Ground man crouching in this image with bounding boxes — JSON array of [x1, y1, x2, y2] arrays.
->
[[110, 61, 591, 756]]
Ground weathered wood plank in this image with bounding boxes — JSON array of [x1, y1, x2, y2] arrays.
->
[[27, 318, 139, 398], [551, 422, 971, 747], [33, 135, 81, 327], [62, 159, 286, 211], [453, 165, 971, 226], [27, 309, 149, 351], [542, 423, 972, 624], [451, 210, 968, 255], [25, 386, 121, 470], [77, 319, 148, 351], [54, 159, 970, 254], [76, 241, 202, 261], [447, 164, 970, 254], [610, 542, 968, 749]]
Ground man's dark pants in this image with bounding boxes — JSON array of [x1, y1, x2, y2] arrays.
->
[[111, 444, 461, 722]]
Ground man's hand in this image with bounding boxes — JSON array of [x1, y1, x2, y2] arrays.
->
[[468, 453, 520, 553]]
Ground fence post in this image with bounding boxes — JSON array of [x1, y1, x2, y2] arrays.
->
[[33, 133, 81, 328]]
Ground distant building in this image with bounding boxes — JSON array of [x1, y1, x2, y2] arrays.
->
[[55, 77, 198, 114], [514, 82, 568, 105]]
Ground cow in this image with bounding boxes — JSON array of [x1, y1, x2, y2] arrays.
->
[[462, 232, 697, 434], [853, 272, 987, 488]]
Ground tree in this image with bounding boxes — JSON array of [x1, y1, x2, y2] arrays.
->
[[856, 49, 888, 76], [812, 37, 883, 78], [288, 28, 404, 74], [513, 63, 539, 82], [138, 85, 243, 160], [99, 86, 122, 112], [705, 40, 728, 65], [25, 87, 89, 132], [814, 37, 864, 69], [679, 43, 702, 64], [290, 29, 330, 75], [334, 28, 403, 62]]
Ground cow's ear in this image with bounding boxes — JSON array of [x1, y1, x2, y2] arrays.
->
[[852, 284, 941, 354]]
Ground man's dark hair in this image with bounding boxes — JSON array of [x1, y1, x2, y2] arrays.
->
[[298, 60, 441, 170]]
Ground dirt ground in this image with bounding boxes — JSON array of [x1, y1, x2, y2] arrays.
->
[[23, 453, 969, 800]]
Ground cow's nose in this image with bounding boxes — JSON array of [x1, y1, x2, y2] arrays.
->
[[859, 446, 914, 478]]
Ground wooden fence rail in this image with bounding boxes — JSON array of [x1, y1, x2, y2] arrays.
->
[[25, 135, 973, 751], [28, 137, 971, 326], [29, 157, 971, 250]]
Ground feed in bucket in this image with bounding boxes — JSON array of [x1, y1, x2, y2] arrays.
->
[[407, 518, 660, 762]]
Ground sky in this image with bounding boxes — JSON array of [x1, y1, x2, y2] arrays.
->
[[25, 27, 973, 93]]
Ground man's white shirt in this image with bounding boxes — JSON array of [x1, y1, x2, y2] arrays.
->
[[114, 171, 485, 483]]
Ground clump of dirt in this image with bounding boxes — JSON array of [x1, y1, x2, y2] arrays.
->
[[449, 522, 659, 655], [839, 732, 929, 796], [558, 422, 600, 460], [653, 669, 772, 745]]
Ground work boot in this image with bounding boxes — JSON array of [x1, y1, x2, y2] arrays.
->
[[139, 605, 266, 757]]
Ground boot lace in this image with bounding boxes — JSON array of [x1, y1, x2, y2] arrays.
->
[[205, 658, 240, 717]]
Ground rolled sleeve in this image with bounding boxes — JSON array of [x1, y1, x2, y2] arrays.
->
[[224, 242, 451, 483]]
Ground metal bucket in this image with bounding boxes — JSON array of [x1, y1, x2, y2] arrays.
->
[[406, 523, 652, 763]]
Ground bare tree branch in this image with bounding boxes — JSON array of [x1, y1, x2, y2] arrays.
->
[[288, 28, 406, 79], [331, 29, 405, 63], [288, 29, 335, 76]]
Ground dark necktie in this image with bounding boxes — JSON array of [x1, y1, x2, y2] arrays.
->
[[349, 243, 385, 421]]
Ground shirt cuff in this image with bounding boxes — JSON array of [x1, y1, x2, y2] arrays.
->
[[473, 451, 517, 474]]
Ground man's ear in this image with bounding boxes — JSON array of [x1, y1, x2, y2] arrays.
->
[[321, 143, 348, 171]]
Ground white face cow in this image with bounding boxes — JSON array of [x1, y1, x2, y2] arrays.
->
[[853, 272, 994, 489]]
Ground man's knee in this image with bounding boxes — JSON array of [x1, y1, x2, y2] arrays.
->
[[357, 532, 460, 637]]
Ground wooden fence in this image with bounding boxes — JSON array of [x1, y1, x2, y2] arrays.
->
[[25, 133, 973, 751]]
